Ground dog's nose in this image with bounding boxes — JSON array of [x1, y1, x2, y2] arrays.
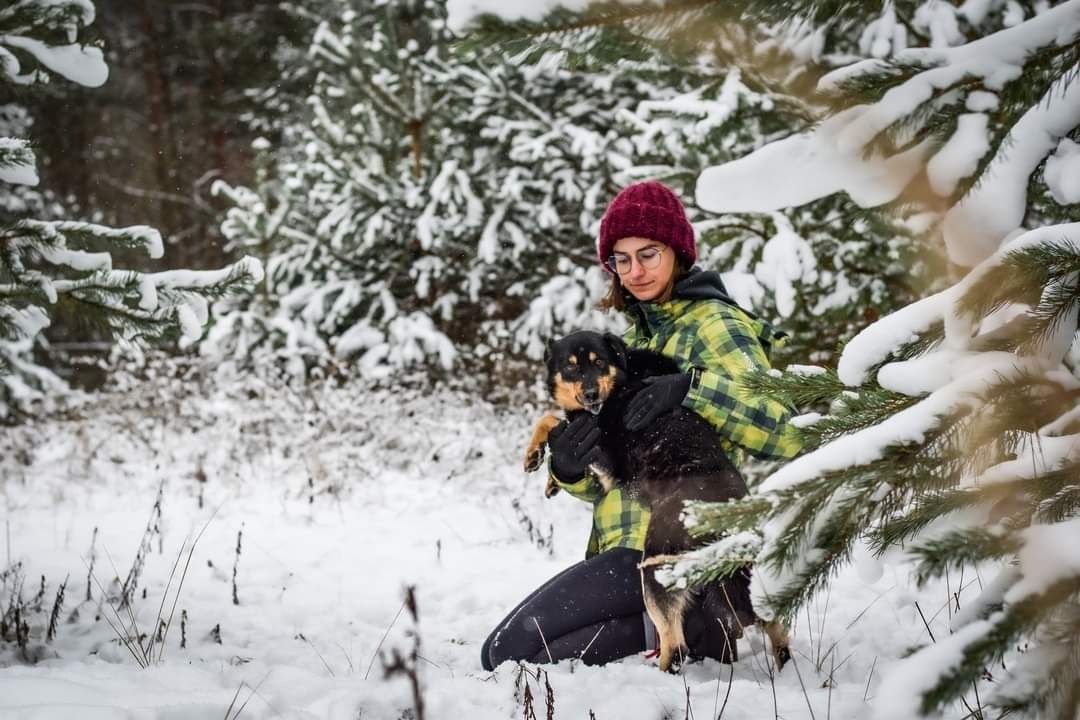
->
[[583, 387, 600, 403]]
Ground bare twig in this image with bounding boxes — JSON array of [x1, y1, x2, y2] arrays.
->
[[790, 655, 818, 720], [365, 598, 406, 680], [533, 617, 554, 664], [298, 632, 335, 677], [863, 655, 877, 702]]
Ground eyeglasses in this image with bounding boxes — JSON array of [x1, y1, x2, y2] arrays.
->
[[604, 245, 666, 275]]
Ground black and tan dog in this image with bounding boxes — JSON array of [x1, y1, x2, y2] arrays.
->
[[524, 330, 790, 672]]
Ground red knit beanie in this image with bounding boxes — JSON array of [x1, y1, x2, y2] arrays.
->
[[597, 181, 696, 272]]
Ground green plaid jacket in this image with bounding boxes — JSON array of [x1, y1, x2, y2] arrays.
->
[[552, 289, 801, 558]]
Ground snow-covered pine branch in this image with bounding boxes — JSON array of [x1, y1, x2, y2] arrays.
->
[[1, 1, 264, 420], [697, 0, 1080, 269], [683, 0, 1080, 707]]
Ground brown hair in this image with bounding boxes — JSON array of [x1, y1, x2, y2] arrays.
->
[[596, 260, 687, 312]]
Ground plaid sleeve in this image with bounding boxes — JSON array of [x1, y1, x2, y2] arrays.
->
[[681, 312, 802, 460], [589, 489, 649, 557], [548, 466, 605, 503]]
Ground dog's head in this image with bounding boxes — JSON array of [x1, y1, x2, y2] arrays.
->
[[544, 331, 629, 415]]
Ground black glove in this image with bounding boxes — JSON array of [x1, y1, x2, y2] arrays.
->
[[623, 373, 692, 431], [548, 414, 603, 482]]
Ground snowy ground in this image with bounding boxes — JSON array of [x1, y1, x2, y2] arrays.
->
[[1, 371, 973, 719]]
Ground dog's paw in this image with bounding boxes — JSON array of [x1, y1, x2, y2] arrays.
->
[[658, 645, 688, 674], [543, 475, 561, 498], [523, 444, 545, 473], [773, 644, 791, 670]]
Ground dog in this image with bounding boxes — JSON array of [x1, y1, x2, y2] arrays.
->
[[523, 330, 790, 672]]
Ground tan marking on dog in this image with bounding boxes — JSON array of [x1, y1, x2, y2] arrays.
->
[[643, 580, 689, 673], [524, 413, 561, 473], [544, 474, 560, 498], [568, 355, 578, 365], [761, 620, 791, 670], [590, 463, 617, 493], [596, 365, 618, 401], [588, 351, 597, 363], [552, 375, 584, 411], [637, 554, 683, 570]]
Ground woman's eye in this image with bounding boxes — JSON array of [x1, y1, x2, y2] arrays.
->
[[639, 247, 660, 260]]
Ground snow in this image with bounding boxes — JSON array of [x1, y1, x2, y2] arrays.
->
[[926, 113, 989, 197], [0, 304, 51, 339], [944, 222, 1080, 357], [875, 350, 970, 396], [754, 214, 818, 318], [446, 0, 586, 32], [0, 137, 39, 186], [144, 256, 265, 291], [697, 0, 1080, 267], [1006, 518, 1080, 603], [977, 434, 1080, 488], [785, 364, 828, 377], [0, 377, 969, 719], [837, 289, 953, 387], [0, 35, 108, 88], [942, 73, 1080, 266], [860, 5, 908, 57], [761, 353, 1034, 494], [913, 1, 964, 48], [696, 106, 933, 214], [1044, 137, 1080, 204], [653, 531, 762, 590], [872, 617, 995, 720]]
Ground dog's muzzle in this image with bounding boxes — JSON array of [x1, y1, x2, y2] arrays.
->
[[580, 388, 604, 415]]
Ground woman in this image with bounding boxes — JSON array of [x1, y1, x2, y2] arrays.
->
[[480, 181, 801, 671]]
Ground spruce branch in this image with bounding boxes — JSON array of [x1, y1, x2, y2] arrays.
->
[[919, 578, 1080, 716], [911, 528, 1022, 586]]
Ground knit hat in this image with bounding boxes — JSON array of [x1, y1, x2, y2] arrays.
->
[[597, 181, 696, 272]]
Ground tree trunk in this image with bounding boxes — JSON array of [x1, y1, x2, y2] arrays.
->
[[135, 0, 180, 245]]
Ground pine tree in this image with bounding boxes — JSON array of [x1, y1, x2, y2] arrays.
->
[[0, 0, 263, 420], [638, 2, 1079, 717], [214, 0, 935, 386], [457, 0, 1079, 714], [447, 0, 974, 367], [210, 0, 781, 378]]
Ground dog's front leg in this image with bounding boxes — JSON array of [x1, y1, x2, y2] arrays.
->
[[524, 412, 561, 477]]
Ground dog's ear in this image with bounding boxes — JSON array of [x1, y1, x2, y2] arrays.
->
[[603, 332, 628, 370], [543, 338, 554, 367]]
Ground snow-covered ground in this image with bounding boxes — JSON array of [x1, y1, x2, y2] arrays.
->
[[1, 372, 970, 719]]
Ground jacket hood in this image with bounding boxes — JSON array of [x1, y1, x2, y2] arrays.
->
[[626, 267, 787, 356]]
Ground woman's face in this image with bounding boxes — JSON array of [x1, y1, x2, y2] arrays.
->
[[612, 236, 676, 302]]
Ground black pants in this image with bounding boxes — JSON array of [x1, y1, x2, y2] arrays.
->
[[481, 547, 647, 670]]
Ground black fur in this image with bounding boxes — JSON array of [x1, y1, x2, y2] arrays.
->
[[544, 330, 757, 664]]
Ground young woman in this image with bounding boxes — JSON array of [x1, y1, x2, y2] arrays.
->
[[480, 181, 801, 670]]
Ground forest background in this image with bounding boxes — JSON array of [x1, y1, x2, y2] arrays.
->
[[2, 1, 1078, 718]]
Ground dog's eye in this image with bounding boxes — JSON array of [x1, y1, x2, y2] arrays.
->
[[593, 358, 605, 368]]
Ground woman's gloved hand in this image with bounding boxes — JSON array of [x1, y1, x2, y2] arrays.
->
[[623, 373, 692, 431], [548, 414, 603, 482]]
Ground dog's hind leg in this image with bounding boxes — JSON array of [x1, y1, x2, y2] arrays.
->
[[524, 413, 561, 474], [642, 567, 689, 673], [760, 619, 791, 670]]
